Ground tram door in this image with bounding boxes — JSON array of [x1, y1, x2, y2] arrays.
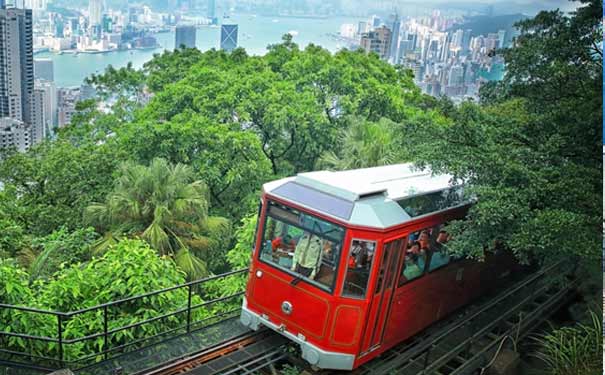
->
[[361, 237, 406, 354]]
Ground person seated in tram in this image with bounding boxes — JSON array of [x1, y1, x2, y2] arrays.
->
[[408, 241, 426, 270], [349, 240, 370, 269], [429, 245, 450, 271], [436, 229, 450, 245], [403, 254, 422, 281], [418, 229, 431, 251], [272, 234, 296, 252], [291, 231, 323, 280]]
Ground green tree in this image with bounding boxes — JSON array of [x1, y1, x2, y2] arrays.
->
[[24, 227, 98, 281], [115, 115, 272, 220], [0, 217, 26, 259], [0, 140, 122, 236], [318, 116, 401, 170], [85, 158, 231, 279]]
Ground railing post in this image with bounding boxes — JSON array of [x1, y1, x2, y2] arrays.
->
[[186, 284, 193, 333], [103, 305, 109, 360], [57, 314, 64, 368]]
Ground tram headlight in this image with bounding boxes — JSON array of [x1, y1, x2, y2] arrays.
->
[[306, 349, 320, 365]]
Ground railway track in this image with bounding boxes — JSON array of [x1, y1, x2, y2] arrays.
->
[[138, 330, 287, 375], [351, 261, 575, 375], [141, 262, 575, 375]]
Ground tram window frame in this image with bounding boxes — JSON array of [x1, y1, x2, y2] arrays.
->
[[252, 201, 263, 253], [258, 200, 346, 294], [341, 239, 377, 300]]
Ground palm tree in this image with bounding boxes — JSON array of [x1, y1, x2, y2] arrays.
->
[[318, 116, 398, 171], [85, 158, 230, 280]]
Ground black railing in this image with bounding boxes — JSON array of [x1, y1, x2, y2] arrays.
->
[[0, 268, 248, 371]]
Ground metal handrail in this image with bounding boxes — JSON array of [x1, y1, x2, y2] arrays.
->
[[0, 267, 249, 370]]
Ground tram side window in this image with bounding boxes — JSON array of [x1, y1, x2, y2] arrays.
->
[[258, 202, 345, 292], [342, 240, 376, 299], [427, 227, 451, 271], [398, 226, 446, 286]]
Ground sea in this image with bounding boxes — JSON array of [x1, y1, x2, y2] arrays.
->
[[36, 14, 363, 88]]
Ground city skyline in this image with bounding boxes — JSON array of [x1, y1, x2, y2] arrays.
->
[[0, 0, 583, 152]]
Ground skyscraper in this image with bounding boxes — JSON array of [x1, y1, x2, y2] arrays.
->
[[35, 79, 56, 131], [360, 26, 392, 60], [31, 87, 46, 143], [497, 29, 506, 49], [0, 118, 30, 152], [207, 0, 217, 24], [220, 24, 238, 52], [175, 25, 196, 49], [388, 14, 401, 62], [0, 5, 34, 128], [88, 0, 103, 26]]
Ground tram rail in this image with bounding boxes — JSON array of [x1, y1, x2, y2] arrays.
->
[[140, 262, 576, 375], [140, 329, 287, 375], [351, 261, 575, 375]]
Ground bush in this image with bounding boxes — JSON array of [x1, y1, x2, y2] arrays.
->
[[1, 240, 208, 364], [532, 310, 602, 375]]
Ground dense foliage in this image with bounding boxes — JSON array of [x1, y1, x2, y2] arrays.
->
[[1, 240, 205, 361]]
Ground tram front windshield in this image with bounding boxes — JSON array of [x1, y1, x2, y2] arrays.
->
[[259, 200, 346, 293]]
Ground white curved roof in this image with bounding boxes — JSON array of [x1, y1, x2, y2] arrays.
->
[[263, 163, 465, 229]]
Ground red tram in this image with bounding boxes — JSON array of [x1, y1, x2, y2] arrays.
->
[[239, 164, 515, 370]]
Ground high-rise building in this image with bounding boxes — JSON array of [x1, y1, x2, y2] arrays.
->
[[370, 15, 380, 28], [35, 79, 56, 131], [357, 21, 367, 35], [88, 0, 103, 26], [0, 117, 30, 152], [220, 24, 238, 52], [57, 87, 79, 127], [31, 87, 46, 143], [388, 14, 401, 62], [461, 29, 472, 53], [497, 29, 506, 49], [448, 64, 464, 86], [0, 5, 34, 129], [207, 0, 217, 24], [24, 0, 46, 11], [485, 33, 499, 52], [34, 58, 54, 81], [175, 25, 196, 49], [360, 26, 392, 60], [452, 29, 464, 49]]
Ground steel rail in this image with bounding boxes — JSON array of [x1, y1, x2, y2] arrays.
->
[[136, 329, 273, 375], [354, 263, 573, 375], [354, 262, 562, 375], [448, 281, 576, 375]]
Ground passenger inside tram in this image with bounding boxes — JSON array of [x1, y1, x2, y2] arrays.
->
[[402, 254, 423, 281], [291, 231, 323, 279], [272, 234, 296, 252], [342, 240, 376, 298], [429, 229, 451, 271], [260, 201, 346, 290], [408, 241, 426, 270]]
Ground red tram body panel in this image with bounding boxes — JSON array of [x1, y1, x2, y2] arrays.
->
[[240, 164, 516, 370]]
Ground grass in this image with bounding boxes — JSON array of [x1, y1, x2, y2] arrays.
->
[[531, 310, 602, 375]]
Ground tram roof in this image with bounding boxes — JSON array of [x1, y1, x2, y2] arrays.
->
[[264, 163, 468, 229]]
